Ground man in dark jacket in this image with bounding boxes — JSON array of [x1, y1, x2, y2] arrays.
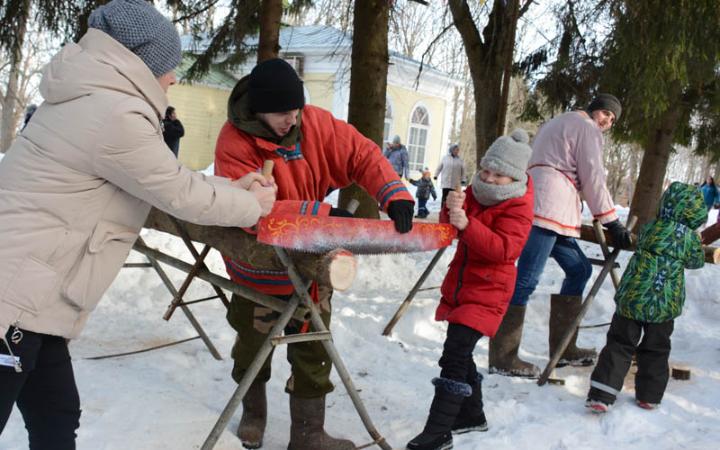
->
[[162, 106, 184, 156]]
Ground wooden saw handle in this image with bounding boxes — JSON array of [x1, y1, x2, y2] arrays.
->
[[262, 160, 274, 179]]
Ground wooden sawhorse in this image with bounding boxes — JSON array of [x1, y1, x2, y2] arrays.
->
[[132, 239, 393, 450]]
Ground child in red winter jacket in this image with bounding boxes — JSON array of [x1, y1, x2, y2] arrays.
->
[[407, 129, 535, 450]]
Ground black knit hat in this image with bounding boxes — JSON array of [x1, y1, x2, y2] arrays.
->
[[587, 93, 622, 121], [248, 59, 305, 113]]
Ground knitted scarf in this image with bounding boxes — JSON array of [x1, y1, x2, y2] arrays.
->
[[471, 172, 527, 207]]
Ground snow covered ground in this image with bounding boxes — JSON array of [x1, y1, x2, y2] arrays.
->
[[3, 186, 720, 450]]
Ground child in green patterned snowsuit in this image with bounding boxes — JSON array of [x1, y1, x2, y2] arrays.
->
[[586, 182, 707, 412]]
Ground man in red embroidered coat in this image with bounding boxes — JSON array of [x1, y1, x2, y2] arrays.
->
[[215, 58, 414, 450]]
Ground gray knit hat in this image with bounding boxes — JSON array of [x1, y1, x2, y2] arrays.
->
[[88, 0, 182, 77], [480, 129, 532, 183], [587, 93, 622, 121]]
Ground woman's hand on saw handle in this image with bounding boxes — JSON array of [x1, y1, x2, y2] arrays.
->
[[248, 182, 276, 216], [232, 161, 277, 217]]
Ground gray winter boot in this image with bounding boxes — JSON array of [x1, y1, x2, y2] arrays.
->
[[488, 304, 540, 378], [288, 395, 356, 450], [549, 294, 597, 367], [237, 380, 267, 449]]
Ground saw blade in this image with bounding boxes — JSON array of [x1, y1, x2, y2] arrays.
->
[[257, 213, 456, 254]]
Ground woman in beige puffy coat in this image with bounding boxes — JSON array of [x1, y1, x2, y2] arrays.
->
[[0, 1, 275, 447]]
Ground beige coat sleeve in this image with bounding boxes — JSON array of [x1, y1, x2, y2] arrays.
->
[[92, 104, 261, 227]]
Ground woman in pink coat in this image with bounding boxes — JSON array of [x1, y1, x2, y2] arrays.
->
[[407, 129, 534, 450], [489, 94, 634, 378]]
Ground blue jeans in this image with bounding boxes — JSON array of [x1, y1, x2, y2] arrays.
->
[[417, 198, 429, 217], [510, 226, 593, 306]]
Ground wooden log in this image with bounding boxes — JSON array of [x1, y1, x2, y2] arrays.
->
[[143, 208, 357, 289], [671, 365, 691, 381], [580, 223, 720, 264], [579, 224, 632, 249], [701, 221, 720, 245]]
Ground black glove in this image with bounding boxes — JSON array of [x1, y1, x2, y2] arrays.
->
[[387, 200, 414, 233], [605, 220, 633, 249], [329, 207, 354, 218]]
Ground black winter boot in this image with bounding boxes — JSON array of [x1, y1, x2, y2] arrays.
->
[[288, 395, 356, 450], [451, 373, 488, 434], [549, 295, 597, 367], [237, 380, 267, 449], [488, 305, 540, 377], [406, 377, 471, 450]]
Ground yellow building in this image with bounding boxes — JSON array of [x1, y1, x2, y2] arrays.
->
[[167, 58, 236, 170], [176, 26, 461, 174]]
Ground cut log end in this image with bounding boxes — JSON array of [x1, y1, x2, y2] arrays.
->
[[320, 249, 357, 291]]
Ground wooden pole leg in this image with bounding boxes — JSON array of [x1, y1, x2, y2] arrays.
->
[[382, 247, 447, 336], [200, 296, 301, 450], [275, 247, 393, 450]]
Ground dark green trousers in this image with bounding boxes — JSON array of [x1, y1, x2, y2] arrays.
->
[[227, 287, 334, 398]]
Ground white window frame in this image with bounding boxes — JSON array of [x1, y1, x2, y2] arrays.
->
[[407, 103, 431, 172]]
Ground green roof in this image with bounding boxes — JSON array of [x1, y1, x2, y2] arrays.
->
[[175, 55, 237, 90]]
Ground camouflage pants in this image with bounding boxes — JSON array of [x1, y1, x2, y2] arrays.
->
[[227, 287, 334, 398]]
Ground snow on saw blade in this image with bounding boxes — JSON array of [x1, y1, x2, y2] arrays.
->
[[257, 212, 457, 254]]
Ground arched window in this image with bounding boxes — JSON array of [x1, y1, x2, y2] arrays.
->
[[407, 105, 430, 171], [383, 99, 393, 146]]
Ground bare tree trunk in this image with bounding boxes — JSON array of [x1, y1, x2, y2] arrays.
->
[[626, 145, 640, 206], [74, 0, 111, 42], [448, 0, 522, 164], [684, 152, 697, 183], [338, 0, 390, 218], [496, 4, 519, 137], [257, 0, 283, 63], [450, 84, 462, 143], [629, 105, 682, 228], [1, 0, 30, 152]]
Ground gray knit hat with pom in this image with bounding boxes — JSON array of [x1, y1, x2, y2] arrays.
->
[[480, 129, 533, 183], [88, 0, 182, 77]]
